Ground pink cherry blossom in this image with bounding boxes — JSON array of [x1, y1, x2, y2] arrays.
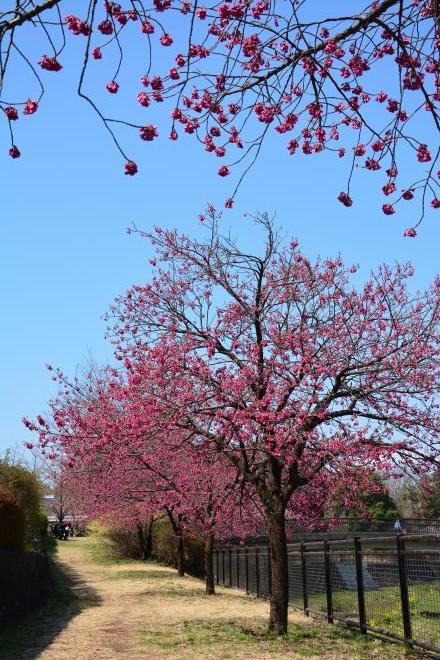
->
[[137, 92, 150, 107], [124, 160, 138, 175], [382, 203, 395, 215], [98, 19, 113, 35], [139, 124, 158, 141], [38, 55, 63, 71], [8, 145, 21, 158], [4, 106, 18, 120], [23, 99, 38, 115], [106, 80, 119, 94], [337, 192, 352, 207], [160, 33, 173, 46]]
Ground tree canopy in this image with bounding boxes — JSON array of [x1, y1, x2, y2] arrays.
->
[[1, 1, 439, 229]]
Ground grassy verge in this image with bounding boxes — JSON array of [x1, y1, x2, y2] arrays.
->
[[85, 534, 125, 566], [137, 617, 417, 659]]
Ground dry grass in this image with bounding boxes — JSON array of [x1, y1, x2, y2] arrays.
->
[[1, 537, 422, 660]]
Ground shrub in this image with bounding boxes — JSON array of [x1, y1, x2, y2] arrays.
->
[[0, 460, 42, 546], [107, 527, 143, 560], [97, 517, 205, 577], [0, 485, 25, 551], [36, 512, 49, 536], [150, 520, 205, 576], [87, 520, 108, 537]]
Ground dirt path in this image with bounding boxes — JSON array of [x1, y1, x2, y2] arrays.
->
[[8, 538, 414, 660]]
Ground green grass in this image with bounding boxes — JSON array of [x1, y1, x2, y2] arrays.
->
[[306, 580, 440, 645], [43, 533, 58, 556], [86, 535, 125, 566], [138, 618, 411, 659], [111, 569, 151, 580]]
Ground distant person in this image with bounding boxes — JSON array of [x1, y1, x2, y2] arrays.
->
[[394, 518, 404, 535]]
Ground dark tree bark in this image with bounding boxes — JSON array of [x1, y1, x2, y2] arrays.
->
[[144, 518, 153, 560], [204, 532, 215, 595], [137, 517, 154, 561], [165, 507, 185, 576], [176, 532, 185, 577], [267, 507, 289, 635], [136, 523, 145, 558]]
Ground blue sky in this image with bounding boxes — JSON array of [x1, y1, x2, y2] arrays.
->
[[1, 5, 439, 454]]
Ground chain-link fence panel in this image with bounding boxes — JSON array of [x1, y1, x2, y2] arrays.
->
[[362, 544, 404, 638], [329, 545, 360, 626], [287, 547, 303, 608], [405, 539, 440, 651]]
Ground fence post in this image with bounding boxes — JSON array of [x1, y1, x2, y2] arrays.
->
[[300, 542, 309, 616], [222, 549, 225, 586], [324, 540, 333, 623], [236, 547, 240, 588], [255, 546, 260, 598], [354, 537, 367, 634], [245, 546, 249, 594], [215, 549, 219, 586], [229, 547, 232, 587], [397, 536, 412, 647], [267, 541, 272, 597]]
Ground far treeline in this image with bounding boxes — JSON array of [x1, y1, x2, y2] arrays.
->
[[0, 452, 47, 552]]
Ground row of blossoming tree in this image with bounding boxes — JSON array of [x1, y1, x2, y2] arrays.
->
[[24, 213, 440, 634], [1, 1, 439, 229]]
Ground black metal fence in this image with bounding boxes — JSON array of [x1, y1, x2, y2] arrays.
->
[[234, 518, 440, 544], [286, 518, 440, 540], [214, 535, 440, 655]]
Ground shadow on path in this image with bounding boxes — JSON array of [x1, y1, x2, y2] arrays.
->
[[0, 545, 102, 660]]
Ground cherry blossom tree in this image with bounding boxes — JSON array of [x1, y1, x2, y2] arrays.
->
[[2, 1, 439, 226], [99, 210, 439, 634], [25, 363, 260, 591], [24, 211, 440, 633]]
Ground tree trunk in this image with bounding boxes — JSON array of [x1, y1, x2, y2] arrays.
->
[[144, 519, 153, 560], [164, 508, 185, 577], [137, 523, 145, 559], [267, 509, 289, 635], [137, 519, 154, 561], [176, 532, 185, 577], [204, 532, 215, 595]]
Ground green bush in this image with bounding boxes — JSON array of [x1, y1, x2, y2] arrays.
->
[[101, 518, 205, 577], [0, 460, 42, 546], [107, 527, 144, 559], [36, 512, 49, 536], [87, 520, 107, 537], [150, 520, 203, 576], [0, 485, 25, 551]]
